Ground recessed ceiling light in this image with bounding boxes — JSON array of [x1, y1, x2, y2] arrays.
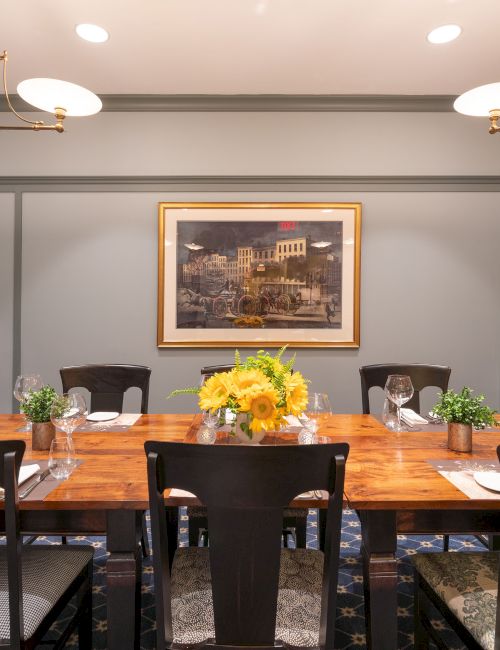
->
[[427, 24, 462, 44], [75, 23, 109, 44]]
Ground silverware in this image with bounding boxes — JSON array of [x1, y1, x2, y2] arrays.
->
[[19, 468, 50, 499]]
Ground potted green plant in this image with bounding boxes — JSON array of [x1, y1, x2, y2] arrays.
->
[[21, 385, 58, 450], [432, 387, 497, 452]]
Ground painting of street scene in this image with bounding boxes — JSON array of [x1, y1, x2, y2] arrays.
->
[[176, 220, 343, 330]]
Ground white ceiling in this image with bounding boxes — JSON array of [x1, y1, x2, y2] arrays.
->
[[1, 0, 500, 96]]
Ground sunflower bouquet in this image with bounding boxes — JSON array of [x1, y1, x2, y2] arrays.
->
[[169, 347, 308, 439]]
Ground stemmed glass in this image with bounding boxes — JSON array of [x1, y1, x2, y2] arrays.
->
[[50, 393, 88, 438], [300, 392, 332, 433], [13, 373, 43, 432], [384, 375, 414, 432]]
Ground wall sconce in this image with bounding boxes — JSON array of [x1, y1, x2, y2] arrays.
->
[[0, 50, 102, 133], [454, 82, 500, 135]]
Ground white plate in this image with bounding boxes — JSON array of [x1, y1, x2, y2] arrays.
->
[[473, 471, 500, 492], [87, 411, 119, 422]]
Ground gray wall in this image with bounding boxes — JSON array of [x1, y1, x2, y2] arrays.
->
[[0, 193, 15, 411], [2, 109, 500, 414]]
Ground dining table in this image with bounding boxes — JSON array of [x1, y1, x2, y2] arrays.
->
[[1, 412, 500, 650]]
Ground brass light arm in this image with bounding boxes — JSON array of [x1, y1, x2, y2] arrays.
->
[[0, 50, 65, 133], [488, 109, 500, 135]]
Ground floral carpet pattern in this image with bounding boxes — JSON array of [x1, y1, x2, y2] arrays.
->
[[36, 508, 484, 649]]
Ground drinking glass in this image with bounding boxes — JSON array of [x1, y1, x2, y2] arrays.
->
[[384, 375, 414, 432], [48, 437, 76, 479], [300, 392, 332, 433], [13, 373, 43, 432], [50, 393, 87, 437]]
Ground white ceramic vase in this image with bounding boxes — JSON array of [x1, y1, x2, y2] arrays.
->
[[233, 413, 266, 445]]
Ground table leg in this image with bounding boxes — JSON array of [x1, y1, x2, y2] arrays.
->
[[359, 510, 398, 650], [106, 510, 143, 650]]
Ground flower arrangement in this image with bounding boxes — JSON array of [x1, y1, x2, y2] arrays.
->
[[169, 347, 308, 438], [432, 387, 497, 428]]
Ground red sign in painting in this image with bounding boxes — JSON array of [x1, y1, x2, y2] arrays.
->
[[279, 221, 296, 231]]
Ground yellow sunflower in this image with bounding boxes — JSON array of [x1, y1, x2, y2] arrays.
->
[[198, 372, 234, 412], [231, 368, 269, 395], [238, 386, 281, 432], [284, 371, 309, 415]]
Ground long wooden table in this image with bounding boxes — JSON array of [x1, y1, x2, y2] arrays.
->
[[1, 413, 500, 650]]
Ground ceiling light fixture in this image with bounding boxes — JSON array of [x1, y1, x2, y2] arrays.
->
[[0, 50, 102, 133], [427, 24, 462, 44], [75, 23, 109, 44], [454, 82, 500, 134]]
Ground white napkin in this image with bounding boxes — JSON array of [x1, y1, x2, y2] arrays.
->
[[19, 464, 40, 485], [0, 464, 40, 497], [400, 408, 428, 426]]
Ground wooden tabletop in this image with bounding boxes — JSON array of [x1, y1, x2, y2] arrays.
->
[[1, 413, 500, 511]]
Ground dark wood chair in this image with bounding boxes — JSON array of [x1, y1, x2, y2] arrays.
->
[[412, 446, 500, 649], [359, 363, 452, 551], [0, 440, 94, 649], [59, 363, 151, 556], [60, 363, 151, 414], [187, 364, 308, 549], [145, 440, 348, 649], [359, 363, 451, 415]]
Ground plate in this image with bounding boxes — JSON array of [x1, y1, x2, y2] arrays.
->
[[473, 471, 500, 492], [87, 412, 119, 422]]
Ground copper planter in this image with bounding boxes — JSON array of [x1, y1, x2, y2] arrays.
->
[[447, 422, 472, 453], [32, 421, 56, 451]]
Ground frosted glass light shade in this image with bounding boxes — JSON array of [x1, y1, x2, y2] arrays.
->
[[454, 82, 500, 116], [17, 78, 102, 116]]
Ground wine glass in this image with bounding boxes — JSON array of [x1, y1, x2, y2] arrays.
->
[[48, 437, 76, 479], [384, 375, 414, 432], [13, 373, 43, 432], [300, 392, 332, 433], [50, 393, 87, 438]]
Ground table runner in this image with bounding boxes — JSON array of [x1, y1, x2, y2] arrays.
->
[[428, 459, 500, 499], [75, 413, 142, 433], [20, 459, 83, 501]]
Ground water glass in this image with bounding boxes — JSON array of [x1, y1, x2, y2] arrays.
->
[[300, 392, 332, 433], [382, 398, 398, 431], [13, 373, 43, 432], [50, 393, 88, 436], [48, 437, 76, 480], [384, 375, 414, 432]]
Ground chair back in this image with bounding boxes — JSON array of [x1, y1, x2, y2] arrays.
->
[[146, 441, 348, 650], [200, 365, 235, 382], [0, 441, 26, 648], [60, 364, 151, 413], [359, 363, 451, 414]]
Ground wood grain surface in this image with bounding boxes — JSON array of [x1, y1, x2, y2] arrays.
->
[[1, 413, 499, 511]]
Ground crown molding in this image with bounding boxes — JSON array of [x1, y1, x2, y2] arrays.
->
[[0, 175, 499, 192], [2, 94, 456, 113]]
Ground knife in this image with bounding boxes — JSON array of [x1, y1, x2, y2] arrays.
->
[[19, 468, 51, 499]]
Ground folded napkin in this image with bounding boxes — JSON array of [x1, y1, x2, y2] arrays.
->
[[0, 464, 40, 497], [400, 408, 428, 426]]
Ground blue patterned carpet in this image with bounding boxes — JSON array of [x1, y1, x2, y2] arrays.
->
[[36, 508, 484, 649]]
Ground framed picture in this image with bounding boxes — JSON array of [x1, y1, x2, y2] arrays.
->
[[157, 202, 361, 348]]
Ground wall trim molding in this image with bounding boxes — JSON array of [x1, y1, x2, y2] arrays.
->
[[4, 94, 456, 113], [1, 175, 500, 192]]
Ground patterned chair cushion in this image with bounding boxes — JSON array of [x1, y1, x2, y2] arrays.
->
[[187, 505, 308, 520], [0, 545, 94, 640], [412, 551, 498, 650], [171, 546, 323, 646]]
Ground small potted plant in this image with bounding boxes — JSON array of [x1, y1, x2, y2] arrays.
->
[[21, 385, 58, 450], [432, 387, 497, 452]]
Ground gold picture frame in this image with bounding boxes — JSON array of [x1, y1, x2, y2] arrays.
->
[[158, 201, 361, 348]]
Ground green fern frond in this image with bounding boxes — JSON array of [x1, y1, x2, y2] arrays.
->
[[167, 387, 201, 399], [234, 349, 241, 370], [275, 345, 287, 362]]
